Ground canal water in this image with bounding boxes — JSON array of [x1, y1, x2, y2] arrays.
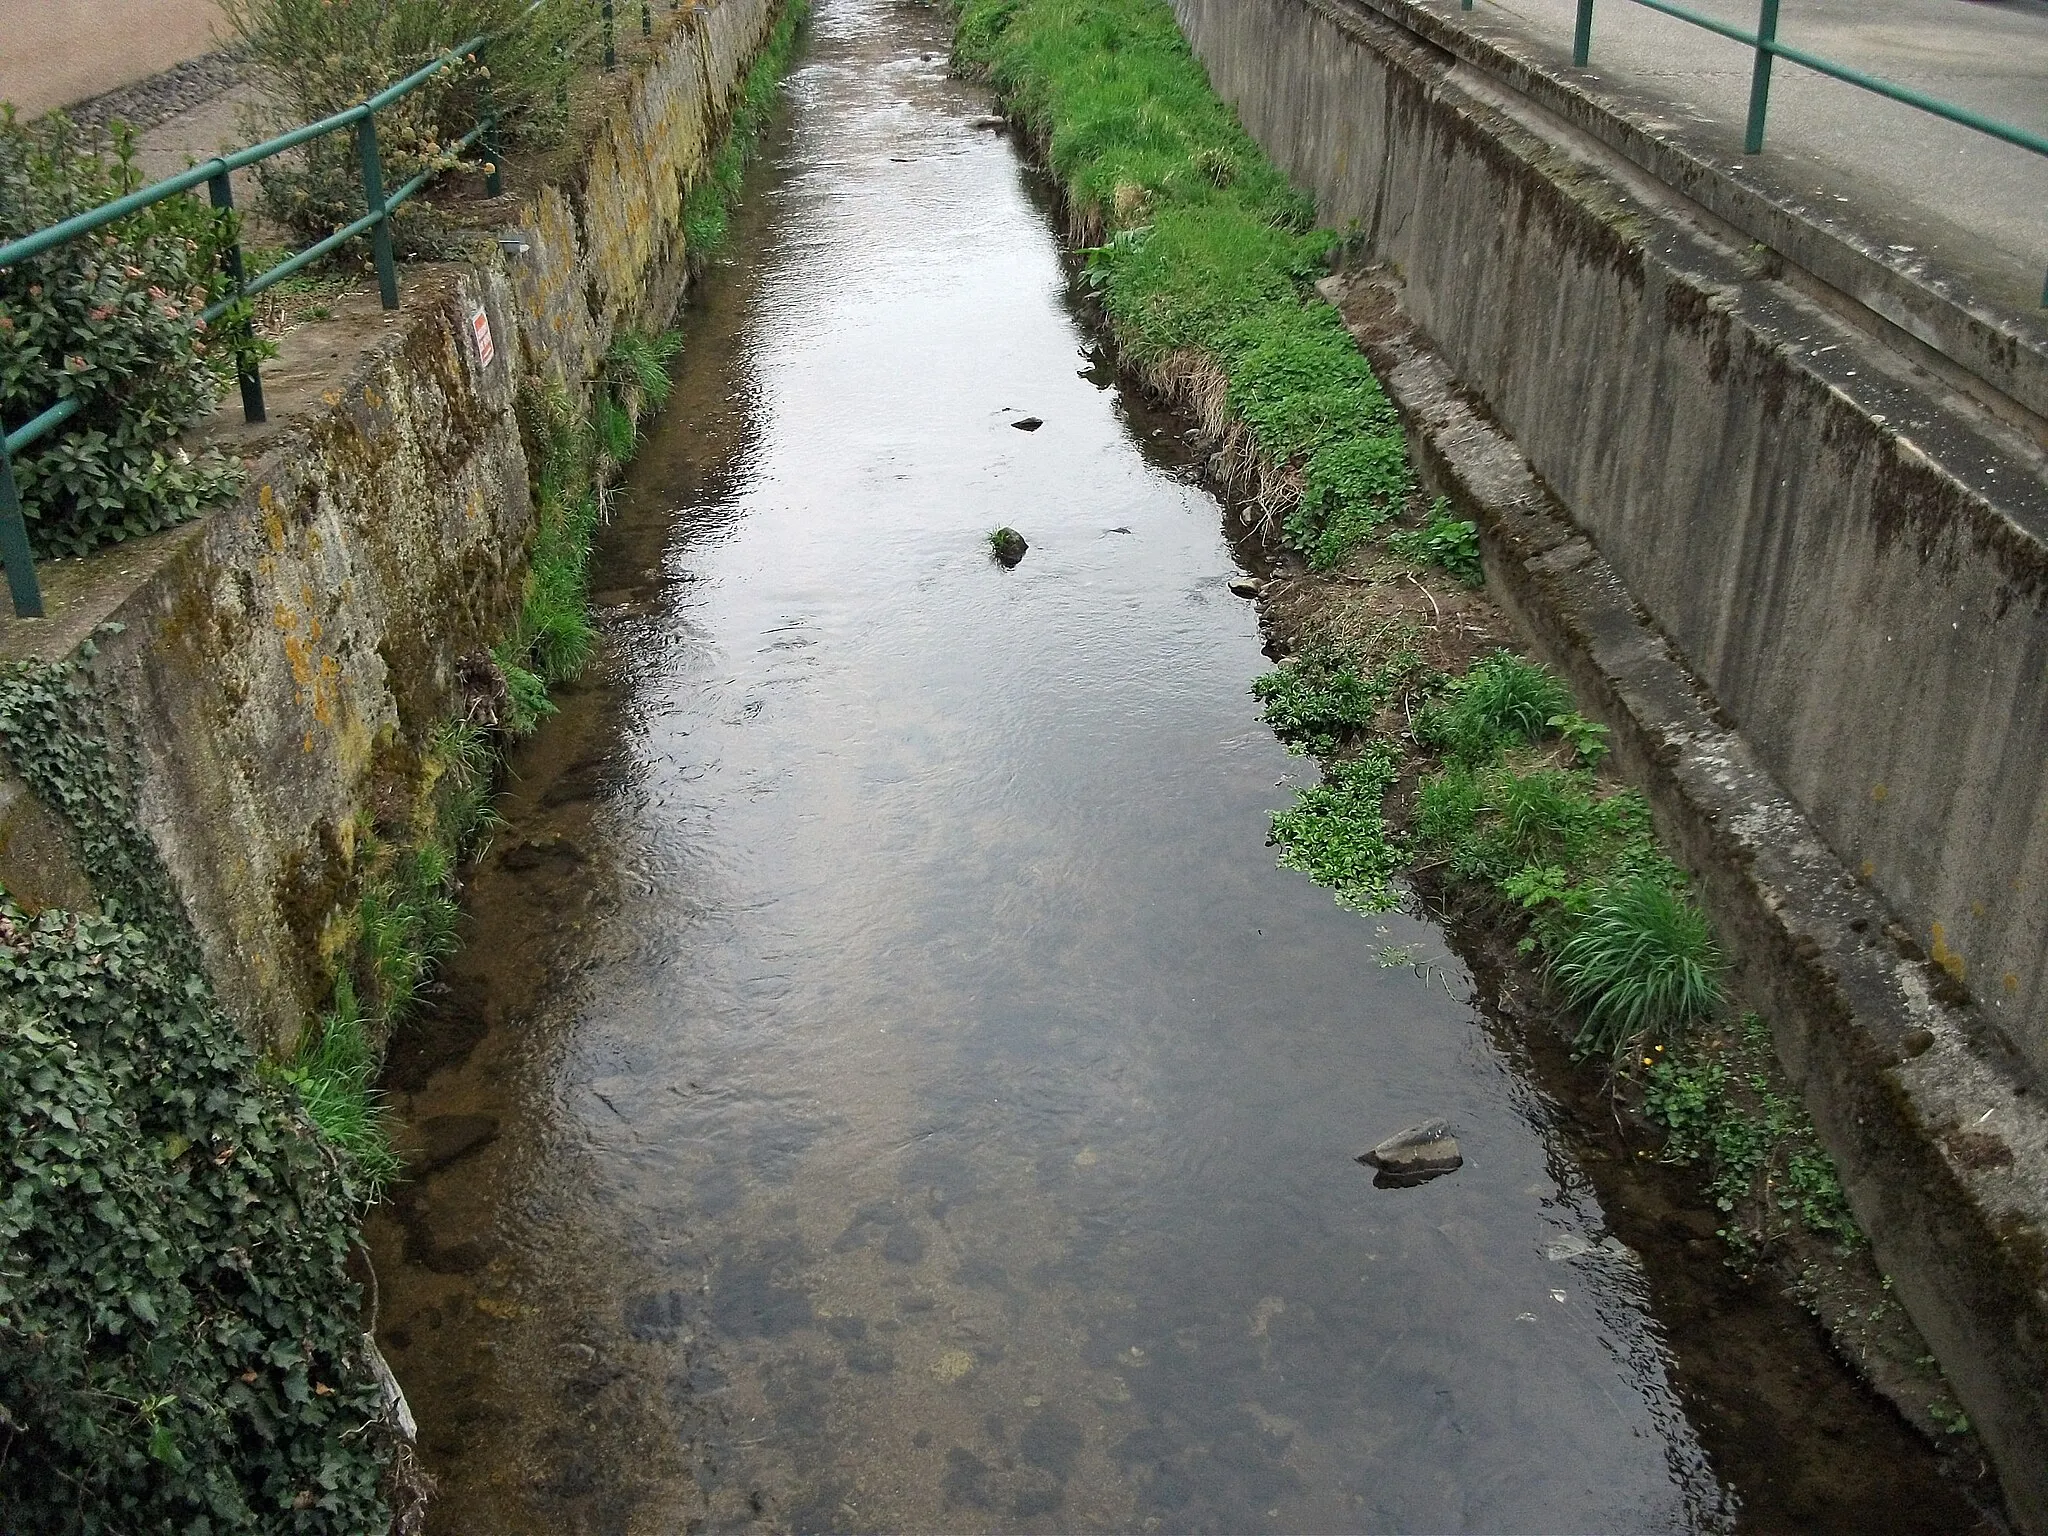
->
[[367, 2, 1990, 1531]]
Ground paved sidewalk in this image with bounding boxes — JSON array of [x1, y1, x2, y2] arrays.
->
[[1408, 0, 2048, 312], [0, 0, 225, 117]]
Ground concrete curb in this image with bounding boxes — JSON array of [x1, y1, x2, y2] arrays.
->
[[1326, 269, 2048, 1534]]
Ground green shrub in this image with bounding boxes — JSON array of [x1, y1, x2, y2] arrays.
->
[[218, 0, 585, 246], [1268, 746, 1405, 913], [1252, 645, 1387, 756], [1644, 1014, 1860, 1251], [0, 114, 244, 555], [1389, 501, 1482, 586], [1550, 877, 1723, 1056]]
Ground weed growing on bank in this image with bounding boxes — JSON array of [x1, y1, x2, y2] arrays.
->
[[684, 0, 812, 262], [1643, 1013, 1860, 1254], [955, 0, 1413, 569], [1389, 500, 1484, 588]]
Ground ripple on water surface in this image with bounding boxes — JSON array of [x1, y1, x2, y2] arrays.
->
[[372, 2, 1753, 1530]]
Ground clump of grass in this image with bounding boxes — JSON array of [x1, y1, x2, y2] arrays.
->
[[1549, 877, 1722, 1057], [276, 978, 402, 1200], [1267, 746, 1405, 913], [1418, 650, 1574, 762], [1389, 500, 1482, 587], [1252, 646, 1388, 756]]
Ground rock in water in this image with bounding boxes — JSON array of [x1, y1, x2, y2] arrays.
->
[[1227, 575, 1264, 598], [1012, 416, 1044, 432], [1358, 1119, 1462, 1186], [989, 528, 1029, 567]]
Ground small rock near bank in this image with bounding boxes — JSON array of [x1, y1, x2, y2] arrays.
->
[[989, 528, 1029, 567], [1359, 1119, 1462, 1185], [1228, 575, 1264, 598]]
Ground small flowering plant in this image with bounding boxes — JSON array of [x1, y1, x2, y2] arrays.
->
[[0, 111, 245, 555]]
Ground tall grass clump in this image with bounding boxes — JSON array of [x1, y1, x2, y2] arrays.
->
[[1549, 877, 1722, 1057], [1418, 650, 1574, 762], [684, 0, 811, 262], [955, 0, 1415, 568], [283, 717, 499, 1198], [275, 978, 403, 1198]]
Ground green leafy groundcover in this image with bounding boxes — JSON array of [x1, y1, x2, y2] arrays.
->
[[0, 656, 391, 1532], [954, 0, 1413, 569]]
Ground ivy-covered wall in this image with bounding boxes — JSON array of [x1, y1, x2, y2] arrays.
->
[[0, 1, 781, 1523], [0, 0, 778, 1053]]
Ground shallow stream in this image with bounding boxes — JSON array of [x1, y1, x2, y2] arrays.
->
[[367, 4, 1988, 1529]]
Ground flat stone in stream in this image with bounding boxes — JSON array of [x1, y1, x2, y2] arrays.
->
[[1358, 1118, 1462, 1186], [1228, 575, 1264, 598], [989, 528, 1029, 567], [1012, 416, 1043, 431]]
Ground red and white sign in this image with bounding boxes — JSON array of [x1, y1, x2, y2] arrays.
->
[[471, 308, 495, 369]]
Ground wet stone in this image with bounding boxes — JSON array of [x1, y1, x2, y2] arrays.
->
[[1227, 575, 1264, 598], [414, 1113, 499, 1173], [1011, 416, 1043, 431], [500, 834, 589, 873], [844, 1340, 897, 1374], [624, 1290, 691, 1341], [942, 1447, 994, 1509], [989, 528, 1028, 568], [882, 1221, 929, 1264], [1359, 1118, 1463, 1186]]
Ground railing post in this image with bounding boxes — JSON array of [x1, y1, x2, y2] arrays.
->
[[1743, 0, 1781, 154], [356, 112, 401, 310], [476, 45, 504, 198], [1573, 0, 1595, 66], [0, 441, 45, 619], [207, 171, 267, 425], [603, 0, 617, 70]]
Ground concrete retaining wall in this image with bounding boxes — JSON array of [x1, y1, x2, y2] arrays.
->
[[1167, 0, 2048, 1522], [1172, 0, 2048, 1080], [0, 0, 778, 1047]]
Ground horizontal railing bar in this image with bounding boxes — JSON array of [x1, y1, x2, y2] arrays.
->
[[0, 31, 491, 272], [382, 121, 496, 216], [1606, 0, 2048, 160], [5, 395, 83, 457], [1763, 36, 2048, 159]]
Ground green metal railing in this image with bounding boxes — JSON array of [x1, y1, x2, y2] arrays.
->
[[1454, 0, 2048, 309], [0, 0, 685, 619]]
